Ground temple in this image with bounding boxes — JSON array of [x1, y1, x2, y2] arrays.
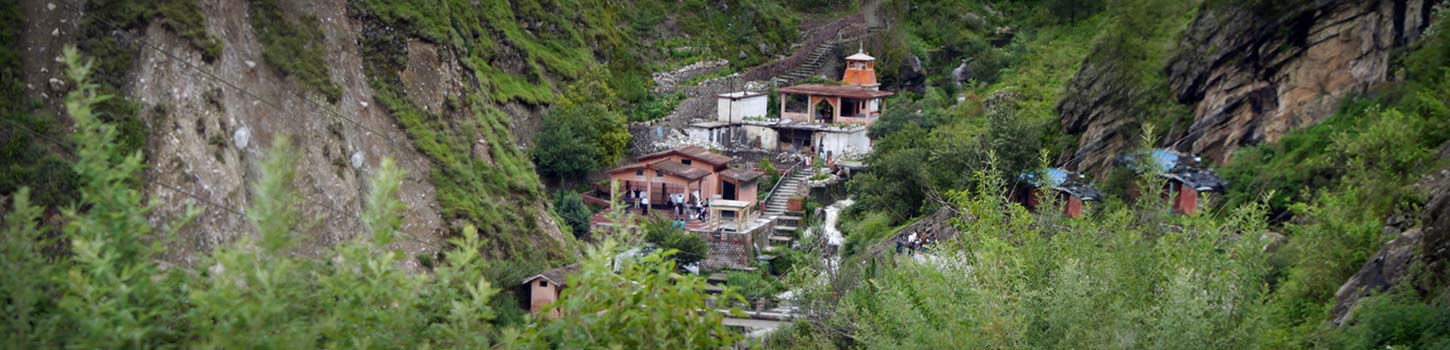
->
[[693, 47, 895, 161]]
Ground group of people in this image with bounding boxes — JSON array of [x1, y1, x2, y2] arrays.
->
[[625, 184, 710, 227], [895, 231, 935, 255]]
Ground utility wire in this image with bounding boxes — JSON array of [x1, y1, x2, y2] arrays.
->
[[20, 0, 400, 234], [1, 116, 254, 220], [55, 0, 524, 236]]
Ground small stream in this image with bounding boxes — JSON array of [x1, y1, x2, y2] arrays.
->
[[818, 198, 853, 273]]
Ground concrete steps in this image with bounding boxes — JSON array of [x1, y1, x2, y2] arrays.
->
[[762, 170, 809, 218], [772, 42, 839, 86]]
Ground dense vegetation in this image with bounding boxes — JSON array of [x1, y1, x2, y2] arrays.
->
[[4, 0, 1450, 348], [1216, 9, 1450, 346], [0, 1, 77, 208], [1, 54, 746, 348], [775, 163, 1276, 349], [774, 1, 1450, 349]]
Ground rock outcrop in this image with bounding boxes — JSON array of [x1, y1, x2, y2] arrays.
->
[[1167, 0, 1440, 164], [1060, 0, 1442, 175], [132, 0, 448, 266], [1330, 227, 1422, 324], [1416, 161, 1450, 292], [1057, 53, 1142, 175], [15, 0, 572, 267], [1330, 149, 1450, 324]]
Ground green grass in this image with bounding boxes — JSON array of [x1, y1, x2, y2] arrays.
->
[[346, 0, 817, 259], [250, 0, 341, 103], [0, 1, 79, 208], [354, 3, 570, 260], [157, 0, 223, 62]]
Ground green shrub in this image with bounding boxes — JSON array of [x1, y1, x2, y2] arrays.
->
[[625, 91, 685, 122], [781, 166, 1274, 349], [1327, 291, 1450, 350], [643, 216, 708, 267], [554, 190, 593, 240], [250, 0, 341, 103], [157, 0, 223, 62], [726, 271, 784, 301], [840, 211, 896, 258], [534, 103, 629, 179], [519, 241, 745, 349]]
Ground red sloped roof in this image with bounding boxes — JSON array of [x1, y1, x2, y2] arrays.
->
[[638, 145, 733, 166]]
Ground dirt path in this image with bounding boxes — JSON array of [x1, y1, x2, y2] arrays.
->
[[861, 0, 883, 29]]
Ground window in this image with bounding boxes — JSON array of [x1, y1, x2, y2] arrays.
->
[[635, 169, 643, 176], [682, 159, 692, 165], [655, 170, 663, 177], [539, 281, 548, 287]]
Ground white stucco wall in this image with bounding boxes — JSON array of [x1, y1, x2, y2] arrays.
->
[[743, 125, 778, 150], [717, 93, 768, 123], [814, 129, 872, 159], [685, 126, 714, 144]]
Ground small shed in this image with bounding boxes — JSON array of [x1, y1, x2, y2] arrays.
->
[[717, 91, 768, 123], [1148, 149, 1225, 215], [522, 264, 581, 316], [1015, 168, 1103, 218]]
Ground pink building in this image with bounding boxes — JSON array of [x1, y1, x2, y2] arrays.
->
[[522, 264, 581, 317], [605, 146, 760, 209]]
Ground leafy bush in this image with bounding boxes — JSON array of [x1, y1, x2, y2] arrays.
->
[[251, 0, 341, 103], [779, 167, 1274, 349], [840, 211, 896, 258], [625, 91, 685, 122], [769, 246, 814, 276], [1327, 291, 1450, 350], [643, 217, 708, 268], [726, 271, 784, 301], [0, 51, 743, 348], [553, 190, 593, 241], [533, 82, 631, 180], [519, 242, 745, 349]]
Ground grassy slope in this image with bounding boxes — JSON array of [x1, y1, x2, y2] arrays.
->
[[349, 0, 814, 260], [1217, 10, 1450, 346], [3, 0, 227, 208]]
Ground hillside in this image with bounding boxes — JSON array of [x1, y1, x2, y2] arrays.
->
[[3, 0, 1450, 348], [1, 0, 821, 264]]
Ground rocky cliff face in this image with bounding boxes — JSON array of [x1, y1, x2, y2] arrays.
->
[[1167, 0, 1440, 163], [16, 0, 568, 267], [1061, 0, 1442, 175], [1331, 146, 1450, 324]]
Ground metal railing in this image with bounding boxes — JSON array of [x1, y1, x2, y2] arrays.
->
[[761, 159, 807, 214]]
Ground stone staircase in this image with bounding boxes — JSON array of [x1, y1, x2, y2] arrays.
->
[[763, 169, 809, 218], [761, 169, 810, 250], [769, 26, 887, 87], [772, 42, 840, 86]]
